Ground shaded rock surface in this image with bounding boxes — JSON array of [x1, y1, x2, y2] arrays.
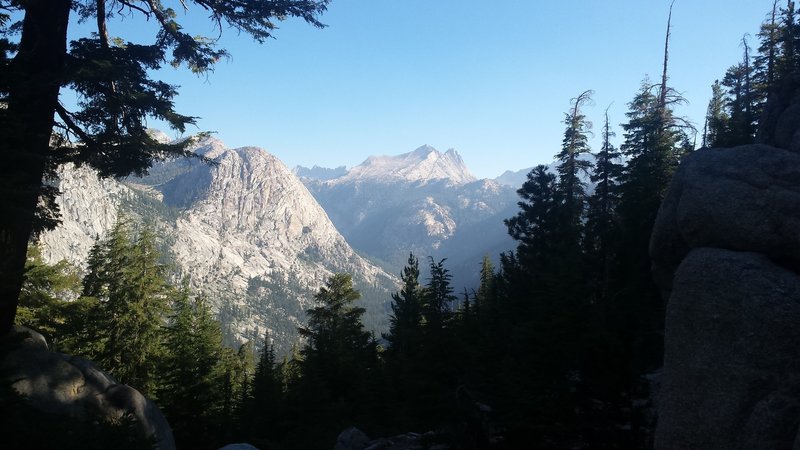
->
[[333, 427, 449, 450], [1, 326, 175, 449], [650, 144, 800, 449]]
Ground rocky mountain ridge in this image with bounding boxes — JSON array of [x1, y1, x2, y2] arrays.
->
[[330, 144, 477, 186], [38, 137, 397, 351], [300, 145, 519, 289]]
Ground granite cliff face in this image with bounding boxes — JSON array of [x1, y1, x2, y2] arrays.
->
[[37, 164, 132, 269], [37, 137, 397, 349], [650, 143, 800, 449]]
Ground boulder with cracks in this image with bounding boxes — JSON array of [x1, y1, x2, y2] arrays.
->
[[0, 326, 175, 449], [651, 144, 800, 449]]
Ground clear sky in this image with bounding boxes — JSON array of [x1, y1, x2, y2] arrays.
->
[[70, 0, 775, 179]]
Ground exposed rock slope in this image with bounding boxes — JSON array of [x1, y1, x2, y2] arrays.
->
[[334, 145, 476, 185], [304, 147, 518, 290], [38, 137, 397, 350]]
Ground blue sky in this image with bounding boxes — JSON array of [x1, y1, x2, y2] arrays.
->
[[71, 0, 774, 179]]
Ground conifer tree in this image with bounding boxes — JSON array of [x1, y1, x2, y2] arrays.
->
[[159, 287, 227, 449], [252, 329, 280, 411], [244, 328, 283, 444], [0, 0, 331, 335], [703, 80, 729, 148], [585, 107, 624, 298], [385, 253, 423, 358], [15, 245, 81, 345], [81, 220, 170, 396], [475, 255, 496, 311], [298, 274, 376, 403], [504, 165, 560, 274], [421, 258, 457, 333], [617, 77, 686, 255], [778, 1, 799, 81], [755, 0, 782, 102], [555, 90, 594, 231], [720, 41, 757, 146]]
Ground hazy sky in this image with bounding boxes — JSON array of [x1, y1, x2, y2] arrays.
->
[[70, 0, 775, 179]]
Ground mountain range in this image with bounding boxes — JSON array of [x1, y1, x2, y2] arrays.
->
[[297, 145, 519, 289], [38, 137, 532, 350], [39, 137, 397, 351]]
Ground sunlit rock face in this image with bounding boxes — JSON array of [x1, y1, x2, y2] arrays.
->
[[37, 136, 396, 351], [302, 146, 518, 290]]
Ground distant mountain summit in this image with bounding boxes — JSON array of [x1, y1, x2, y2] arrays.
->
[[493, 167, 534, 187], [38, 136, 397, 351], [293, 164, 348, 181], [299, 145, 518, 290], [333, 145, 476, 185]]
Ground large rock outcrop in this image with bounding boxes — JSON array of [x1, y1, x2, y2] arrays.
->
[[650, 144, 800, 449], [1, 326, 175, 449]]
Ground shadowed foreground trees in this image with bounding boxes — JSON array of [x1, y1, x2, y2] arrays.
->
[[0, 0, 331, 335]]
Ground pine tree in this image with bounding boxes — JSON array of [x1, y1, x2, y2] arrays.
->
[[585, 107, 624, 299], [81, 220, 171, 396], [475, 255, 496, 310], [250, 328, 282, 435], [298, 274, 376, 403], [778, 1, 799, 81], [504, 165, 561, 274], [720, 39, 757, 146], [159, 287, 227, 449], [385, 253, 423, 358], [756, 1, 782, 93], [15, 245, 81, 345], [555, 90, 594, 231], [617, 77, 686, 252], [0, 0, 330, 336], [703, 80, 729, 148], [421, 258, 457, 333], [244, 329, 285, 447]]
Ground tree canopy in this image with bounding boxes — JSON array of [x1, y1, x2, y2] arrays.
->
[[0, 0, 330, 334]]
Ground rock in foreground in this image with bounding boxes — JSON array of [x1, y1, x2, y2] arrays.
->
[[651, 144, 800, 449], [0, 326, 175, 449]]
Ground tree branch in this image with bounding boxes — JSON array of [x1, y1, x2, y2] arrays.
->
[[55, 103, 96, 148], [117, 0, 151, 18]]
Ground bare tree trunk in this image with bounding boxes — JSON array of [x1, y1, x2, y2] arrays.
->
[[0, 0, 70, 335], [659, 1, 674, 115]]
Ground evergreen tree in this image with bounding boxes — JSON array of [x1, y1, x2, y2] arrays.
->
[[421, 258, 457, 333], [159, 286, 227, 450], [0, 0, 330, 336], [15, 245, 81, 345], [504, 165, 560, 277], [298, 274, 376, 404], [285, 274, 377, 447], [585, 107, 624, 299], [720, 42, 757, 146], [703, 80, 729, 148], [755, 0, 782, 100], [250, 330, 281, 419], [385, 253, 423, 358], [778, 1, 799, 81], [81, 220, 170, 396], [475, 255, 496, 312], [555, 90, 594, 231], [617, 77, 686, 253]]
